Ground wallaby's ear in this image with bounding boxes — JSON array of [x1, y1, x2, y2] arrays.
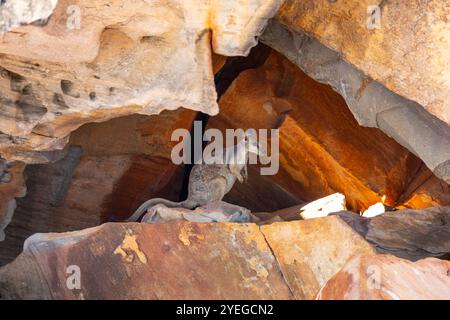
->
[[242, 164, 248, 182]]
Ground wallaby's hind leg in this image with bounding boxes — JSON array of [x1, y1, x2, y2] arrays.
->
[[208, 177, 228, 203]]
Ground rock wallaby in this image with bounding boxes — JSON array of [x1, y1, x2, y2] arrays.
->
[[126, 135, 264, 222]]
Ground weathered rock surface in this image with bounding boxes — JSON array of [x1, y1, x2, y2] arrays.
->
[[317, 254, 450, 300], [141, 201, 252, 224], [224, 164, 302, 213], [0, 0, 57, 35], [209, 49, 447, 211], [0, 110, 194, 265], [0, 0, 283, 163], [0, 1, 448, 301], [366, 207, 450, 261], [0, 160, 26, 242], [261, 20, 450, 184], [3, 215, 449, 300], [261, 216, 375, 299], [398, 164, 450, 209], [334, 207, 450, 261], [276, 0, 450, 126], [0, 222, 293, 299]]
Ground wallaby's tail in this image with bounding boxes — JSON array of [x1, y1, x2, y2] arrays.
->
[[126, 198, 196, 222]]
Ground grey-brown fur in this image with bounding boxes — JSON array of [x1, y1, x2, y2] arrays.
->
[[126, 137, 262, 222]]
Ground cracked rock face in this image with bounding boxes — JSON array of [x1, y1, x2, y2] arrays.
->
[[0, 0, 283, 163]]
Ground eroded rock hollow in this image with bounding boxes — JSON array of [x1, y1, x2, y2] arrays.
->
[[0, 0, 449, 300]]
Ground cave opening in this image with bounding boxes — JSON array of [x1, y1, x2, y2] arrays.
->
[[0, 44, 448, 267]]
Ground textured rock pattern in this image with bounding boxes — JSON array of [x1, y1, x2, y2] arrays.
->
[[0, 111, 194, 265], [399, 164, 450, 209], [209, 50, 432, 211], [277, 0, 450, 126], [334, 207, 450, 261], [0, 0, 57, 35], [0, 0, 283, 163], [2, 217, 449, 300], [261, 216, 375, 299], [317, 254, 450, 300], [0, 222, 294, 299], [366, 207, 450, 261], [261, 21, 450, 184]]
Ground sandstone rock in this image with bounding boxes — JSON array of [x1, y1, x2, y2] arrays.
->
[[69, 109, 197, 159], [334, 207, 450, 261], [276, 0, 450, 126], [0, 0, 57, 35], [0, 222, 293, 299], [317, 254, 450, 300], [398, 164, 450, 209], [0, 109, 197, 265], [0, 251, 51, 299], [142, 201, 252, 224], [366, 207, 450, 261], [260, 216, 375, 299], [209, 0, 285, 57], [261, 20, 450, 184], [0, 161, 26, 242], [0, 0, 282, 163], [300, 193, 346, 220], [209, 49, 431, 211]]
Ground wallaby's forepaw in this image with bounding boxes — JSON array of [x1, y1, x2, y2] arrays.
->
[[229, 164, 244, 183]]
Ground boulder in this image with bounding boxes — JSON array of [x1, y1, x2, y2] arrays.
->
[[317, 254, 450, 300], [141, 201, 252, 224], [0, 221, 293, 299], [260, 216, 375, 299], [366, 207, 450, 261], [334, 207, 450, 261]]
